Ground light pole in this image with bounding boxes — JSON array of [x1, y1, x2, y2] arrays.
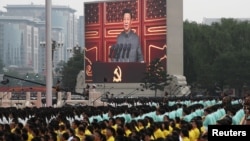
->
[[67, 44, 81, 57], [40, 40, 63, 70]]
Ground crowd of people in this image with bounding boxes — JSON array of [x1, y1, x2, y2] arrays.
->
[[0, 95, 249, 141]]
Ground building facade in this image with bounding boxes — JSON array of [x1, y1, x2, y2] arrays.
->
[[1, 4, 79, 75], [0, 16, 39, 74]]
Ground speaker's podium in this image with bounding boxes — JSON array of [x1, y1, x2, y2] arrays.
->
[[92, 62, 146, 83]]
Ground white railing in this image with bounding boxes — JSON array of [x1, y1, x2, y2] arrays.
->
[[0, 88, 106, 108]]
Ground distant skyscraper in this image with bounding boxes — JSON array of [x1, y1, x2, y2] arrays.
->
[[1, 4, 79, 75]]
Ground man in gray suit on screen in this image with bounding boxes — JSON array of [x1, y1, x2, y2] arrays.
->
[[111, 8, 144, 63]]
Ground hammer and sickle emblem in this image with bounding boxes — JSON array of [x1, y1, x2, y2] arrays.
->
[[113, 66, 122, 82], [86, 65, 92, 76]]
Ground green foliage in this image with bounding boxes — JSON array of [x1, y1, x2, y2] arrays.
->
[[61, 50, 84, 91], [184, 18, 250, 95], [55, 61, 65, 73], [142, 58, 170, 97]]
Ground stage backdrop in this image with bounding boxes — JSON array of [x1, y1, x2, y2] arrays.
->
[[85, 0, 167, 83]]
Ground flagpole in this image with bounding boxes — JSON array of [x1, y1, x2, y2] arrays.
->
[[45, 0, 52, 107]]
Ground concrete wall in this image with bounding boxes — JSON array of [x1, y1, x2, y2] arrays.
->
[[89, 83, 163, 98], [167, 0, 183, 75]]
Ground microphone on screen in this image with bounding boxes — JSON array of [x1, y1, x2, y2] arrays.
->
[[121, 44, 127, 62], [112, 44, 119, 62], [126, 43, 131, 62], [116, 44, 123, 62]]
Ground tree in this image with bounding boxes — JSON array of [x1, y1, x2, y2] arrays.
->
[[184, 18, 250, 96], [142, 58, 171, 97], [61, 47, 84, 92], [54, 60, 65, 81]]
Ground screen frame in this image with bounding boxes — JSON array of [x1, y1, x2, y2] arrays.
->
[[83, 0, 169, 83]]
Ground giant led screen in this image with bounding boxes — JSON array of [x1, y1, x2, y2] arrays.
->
[[84, 0, 167, 83]]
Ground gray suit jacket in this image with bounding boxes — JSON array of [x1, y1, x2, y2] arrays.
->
[[115, 30, 144, 62]]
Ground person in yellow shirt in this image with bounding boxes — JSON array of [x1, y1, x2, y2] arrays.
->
[[76, 126, 86, 141], [175, 117, 181, 129], [136, 119, 145, 132], [180, 127, 190, 141], [188, 126, 196, 141], [72, 120, 81, 135], [24, 122, 34, 141], [99, 120, 107, 136], [85, 128, 92, 136], [124, 123, 132, 137], [143, 116, 152, 128], [106, 126, 115, 141], [151, 122, 165, 140], [82, 122, 92, 136], [93, 130, 106, 141], [180, 120, 194, 141], [115, 126, 129, 141], [108, 118, 117, 131], [10, 119, 18, 133], [161, 121, 171, 138], [190, 119, 201, 141], [58, 124, 67, 138]]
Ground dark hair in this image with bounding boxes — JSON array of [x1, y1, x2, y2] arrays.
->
[[94, 130, 106, 141], [85, 135, 94, 141], [181, 127, 189, 138], [21, 133, 28, 141], [123, 8, 132, 19], [72, 135, 81, 141], [49, 131, 57, 141], [68, 127, 75, 136], [62, 132, 70, 140], [106, 126, 116, 136]]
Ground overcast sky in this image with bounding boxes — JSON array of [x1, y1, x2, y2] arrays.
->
[[0, 0, 250, 23]]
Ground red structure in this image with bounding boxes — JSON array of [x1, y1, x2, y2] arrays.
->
[[0, 86, 53, 92]]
